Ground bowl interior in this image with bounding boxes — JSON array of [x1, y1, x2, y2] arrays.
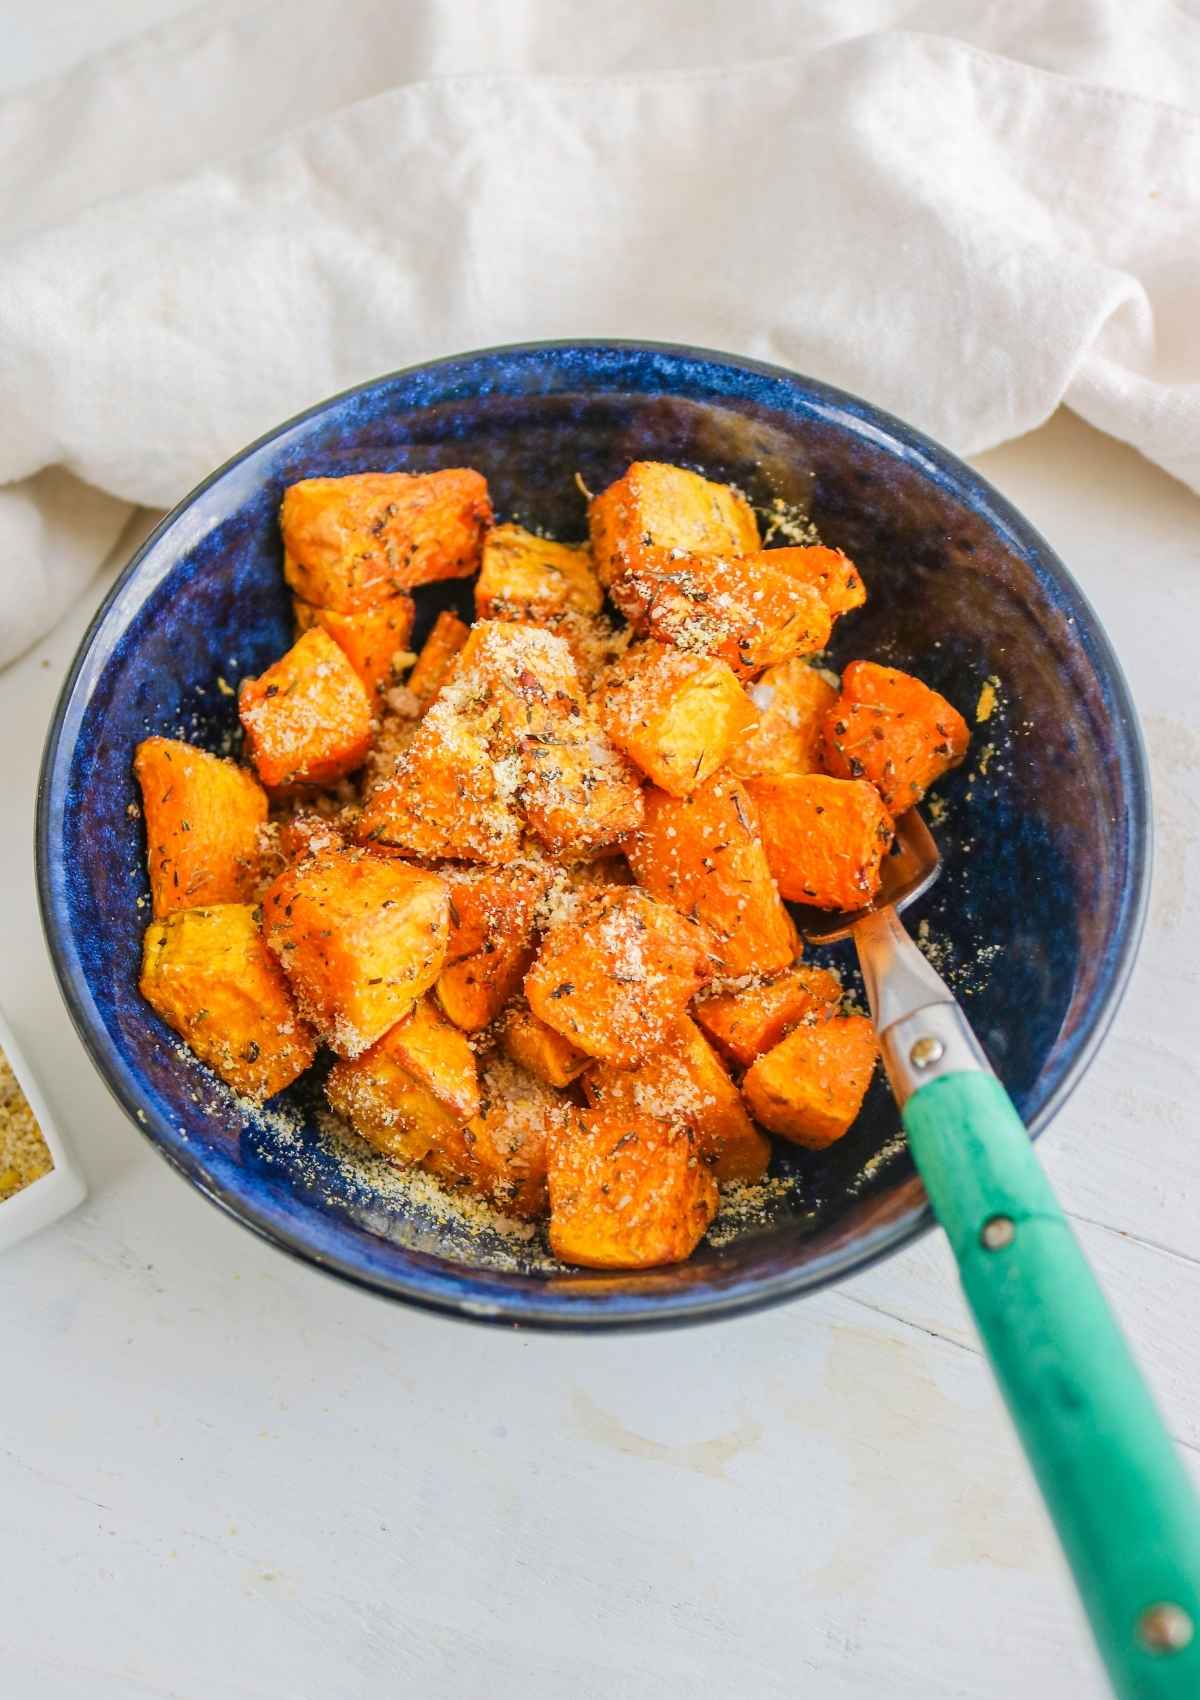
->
[[38, 344, 1147, 1327]]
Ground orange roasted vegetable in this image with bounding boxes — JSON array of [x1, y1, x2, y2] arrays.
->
[[742, 1014, 877, 1147], [326, 993, 480, 1165], [134, 736, 267, 917], [695, 963, 843, 1069], [239, 627, 373, 791], [294, 593, 414, 700], [140, 903, 316, 1100], [435, 862, 549, 1031], [584, 1016, 770, 1183], [746, 773, 894, 910], [588, 461, 760, 592], [596, 642, 757, 795], [261, 845, 449, 1056], [421, 1054, 575, 1220], [761, 545, 866, 619], [821, 660, 969, 810], [526, 887, 714, 1067], [405, 609, 470, 707], [499, 1003, 591, 1088], [547, 1108, 718, 1268], [730, 659, 838, 780], [628, 551, 832, 678], [281, 470, 491, 611], [476, 524, 603, 620], [625, 773, 797, 977]]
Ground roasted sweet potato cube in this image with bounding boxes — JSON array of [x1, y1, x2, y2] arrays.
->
[[631, 551, 832, 677], [747, 773, 894, 910], [277, 806, 349, 864], [760, 545, 867, 619], [435, 863, 549, 1031], [730, 659, 839, 780], [262, 846, 449, 1056], [326, 1000, 478, 1165], [588, 461, 760, 591], [239, 627, 373, 791], [625, 773, 797, 977], [140, 903, 316, 1100], [281, 469, 491, 611], [477, 524, 603, 620], [596, 642, 757, 795], [695, 963, 843, 1069], [821, 660, 970, 810], [742, 1014, 877, 1147], [406, 609, 470, 707], [584, 1017, 769, 1184], [547, 1108, 718, 1268], [500, 1004, 591, 1088], [421, 1054, 573, 1219], [294, 593, 414, 699], [134, 736, 267, 917], [526, 888, 714, 1067]]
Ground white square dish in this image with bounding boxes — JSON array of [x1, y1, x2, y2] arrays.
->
[[0, 1005, 86, 1253]]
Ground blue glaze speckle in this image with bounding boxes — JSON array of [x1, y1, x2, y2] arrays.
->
[[36, 342, 1149, 1330]]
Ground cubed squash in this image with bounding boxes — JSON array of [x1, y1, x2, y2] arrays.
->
[[525, 887, 713, 1067], [584, 1017, 770, 1184], [821, 660, 970, 810], [435, 862, 549, 1031], [547, 1108, 718, 1268], [588, 461, 760, 590], [760, 545, 867, 619], [476, 524, 603, 620], [630, 551, 832, 677], [422, 1054, 574, 1220], [405, 609, 470, 707], [294, 593, 414, 699], [746, 773, 894, 910], [261, 845, 449, 1056], [277, 806, 348, 864], [695, 964, 843, 1069], [596, 642, 758, 795], [742, 1014, 877, 1147], [730, 659, 839, 780], [134, 736, 267, 917], [326, 999, 477, 1165], [624, 773, 797, 977], [281, 469, 491, 610], [139, 903, 316, 1100], [239, 627, 373, 791], [500, 1003, 591, 1088]]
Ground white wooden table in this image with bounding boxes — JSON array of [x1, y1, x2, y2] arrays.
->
[[3, 14, 1200, 1700]]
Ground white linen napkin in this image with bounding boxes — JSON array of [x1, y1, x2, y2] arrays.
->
[[1, 0, 1198, 668]]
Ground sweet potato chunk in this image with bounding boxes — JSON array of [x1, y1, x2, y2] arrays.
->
[[406, 609, 470, 708], [628, 551, 832, 678], [500, 1004, 591, 1088], [695, 964, 843, 1069], [730, 659, 838, 780], [294, 593, 414, 700], [762, 546, 866, 619], [140, 904, 316, 1100], [596, 642, 757, 796], [625, 774, 797, 977], [326, 999, 477, 1164], [547, 1108, 718, 1268], [526, 887, 713, 1067], [584, 1017, 770, 1183], [262, 845, 449, 1055], [821, 660, 970, 810], [281, 469, 491, 611], [435, 863, 549, 1032], [588, 461, 760, 591], [239, 627, 373, 791], [742, 1014, 877, 1147], [476, 525, 603, 620], [421, 1054, 574, 1219], [134, 736, 267, 917], [747, 773, 894, 910]]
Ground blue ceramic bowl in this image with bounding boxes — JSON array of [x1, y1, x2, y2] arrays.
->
[[37, 342, 1149, 1329]]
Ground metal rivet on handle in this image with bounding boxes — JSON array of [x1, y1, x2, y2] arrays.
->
[[980, 1215, 1016, 1251], [1138, 1603, 1194, 1654], [909, 1035, 944, 1070]]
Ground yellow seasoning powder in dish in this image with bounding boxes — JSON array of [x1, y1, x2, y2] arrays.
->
[[0, 1043, 53, 1201]]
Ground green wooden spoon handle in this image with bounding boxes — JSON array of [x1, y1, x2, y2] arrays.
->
[[904, 1071, 1200, 1698]]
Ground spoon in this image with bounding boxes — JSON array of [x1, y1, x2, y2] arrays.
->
[[795, 810, 1200, 1700]]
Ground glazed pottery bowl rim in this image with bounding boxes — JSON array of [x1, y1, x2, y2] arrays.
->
[[36, 338, 1152, 1331]]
